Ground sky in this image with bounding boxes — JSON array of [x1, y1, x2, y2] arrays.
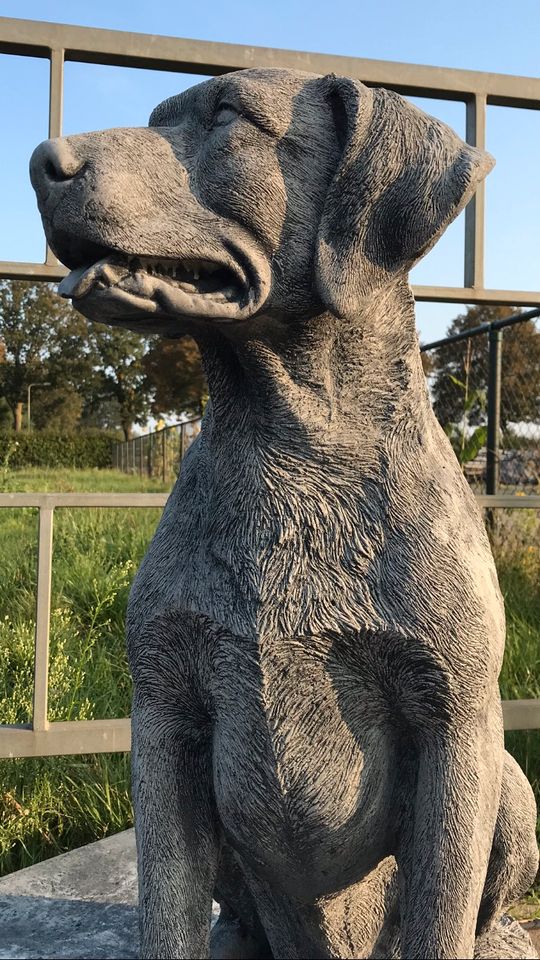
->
[[1, 0, 539, 342]]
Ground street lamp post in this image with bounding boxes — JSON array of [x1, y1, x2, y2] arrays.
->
[[27, 382, 51, 430]]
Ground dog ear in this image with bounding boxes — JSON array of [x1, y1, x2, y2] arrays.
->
[[315, 75, 495, 317]]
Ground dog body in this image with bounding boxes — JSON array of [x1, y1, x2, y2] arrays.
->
[[30, 68, 538, 959]]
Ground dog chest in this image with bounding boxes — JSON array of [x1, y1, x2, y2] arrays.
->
[[210, 632, 399, 897]]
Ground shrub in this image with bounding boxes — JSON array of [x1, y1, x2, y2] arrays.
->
[[0, 434, 112, 470]]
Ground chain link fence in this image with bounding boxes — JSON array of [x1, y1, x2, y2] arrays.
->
[[422, 308, 540, 561], [422, 308, 540, 497], [112, 418, 201, 483]]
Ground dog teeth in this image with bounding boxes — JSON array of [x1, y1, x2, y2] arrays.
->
[[122, 255, 238, 300]]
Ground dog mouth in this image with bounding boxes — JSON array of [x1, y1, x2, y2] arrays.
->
[[57, 245, 261, 323]]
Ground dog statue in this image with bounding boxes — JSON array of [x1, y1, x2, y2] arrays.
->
[[31, 68, 538, 960]]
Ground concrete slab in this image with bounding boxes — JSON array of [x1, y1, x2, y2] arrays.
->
[[0, 830, 218, 959], [0, 831, 536, 958]]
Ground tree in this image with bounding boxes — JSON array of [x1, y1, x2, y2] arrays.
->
[[0, 280, 104, 432], [143, 337, 208, 419], [0, 281, 60, 430], [85, 323, 150, 441], [0, 280, 155, 438], [428, 306, 540, 430], [30, 385, 84, 433]]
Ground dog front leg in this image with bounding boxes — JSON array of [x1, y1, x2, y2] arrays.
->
[[131, 700, 219, 960], [398, 707, 503, 960]]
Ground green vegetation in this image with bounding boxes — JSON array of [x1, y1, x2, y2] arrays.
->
[[0, 434, 114, 472], [0, 468, 168, 875], [0, 469, 539, 890], [497, 509, 540, 806], [497, 512, 540, 911], [0, 280, 207, 437]]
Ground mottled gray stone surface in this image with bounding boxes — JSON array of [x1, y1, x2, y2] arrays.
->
[[0, 830, 219, 959], [0, 832, 535, 960], [0, 831, 138, 959]]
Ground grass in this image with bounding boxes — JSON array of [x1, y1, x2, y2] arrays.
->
[[0, 468, 168, 875], [497, 511, 540, 829], [0, 469, 539, 893]]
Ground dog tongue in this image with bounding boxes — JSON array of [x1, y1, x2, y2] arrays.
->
[[58, 258, 128, 300], [58, 264, 94, 299]]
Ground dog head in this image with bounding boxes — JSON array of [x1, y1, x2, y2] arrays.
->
[[30, 68, 493, 336]]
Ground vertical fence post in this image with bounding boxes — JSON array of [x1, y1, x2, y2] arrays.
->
[[33, 506, 54, 732], [180, 423, 185, 464], [148, 432, 153, 477], [162, 429, 167, 485], [486, 328, 503, 496], [486, 327, 503, 536], [464, 94, 486, 290]]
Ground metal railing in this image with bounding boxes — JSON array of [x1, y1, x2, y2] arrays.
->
[[422, 308, 540, 497], [0, 492, 167, 758], [1, 16, 540, 307], [0, 20, 539, 755], [0, 491, 539, 759], [112, 419, 201, 482]]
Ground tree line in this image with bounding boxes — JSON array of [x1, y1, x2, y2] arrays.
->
[[424, 304, 540, 437], [0, 281, 538, 444], [0, 281, 208, 440]]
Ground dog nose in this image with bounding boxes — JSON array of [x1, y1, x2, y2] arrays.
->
[[30, 138, 86, 193]]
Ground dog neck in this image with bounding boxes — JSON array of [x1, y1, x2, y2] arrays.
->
[[193, 278, 431, 458]]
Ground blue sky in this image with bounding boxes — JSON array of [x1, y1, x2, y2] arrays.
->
[[1, 0, 539, 341]]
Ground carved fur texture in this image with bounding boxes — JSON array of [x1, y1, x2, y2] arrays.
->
[[31, 69, 538, 960]]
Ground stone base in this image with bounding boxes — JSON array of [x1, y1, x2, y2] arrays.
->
[[0, 829, 220, 959], [0, 830, 537, 959], [0, 830, 140, 959]]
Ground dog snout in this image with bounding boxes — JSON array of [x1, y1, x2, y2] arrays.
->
[[30, 138, 86, 198]]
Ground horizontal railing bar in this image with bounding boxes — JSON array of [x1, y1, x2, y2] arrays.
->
[[111, 418, 200, 446], [502, 700, 540, 731], [0, 261, 67, 281], [0, 494, 538, 511], [421, 307, 540, 352], [0, 718, 131, 758], [0, 492, 169, 508], [2, 17, 540, 108], [4, 260, 540, 310], [0, 701, 538, 758], [476, 495, 540, 509], [413, 286, 540, 307]]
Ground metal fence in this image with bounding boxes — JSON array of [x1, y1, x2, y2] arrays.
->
[[1, 20, 540, 757], [112, 419, 201, 482], [0, 491, 539, 760], [0, 492, 167, 758], [1, 15, 540, 310], [422, 308, 540, 497]]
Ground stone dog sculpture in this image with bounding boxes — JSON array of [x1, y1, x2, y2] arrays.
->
[[31, 69, 538, 960]]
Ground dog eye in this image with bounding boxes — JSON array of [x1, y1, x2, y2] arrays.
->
[[213, 104, 239, 127]]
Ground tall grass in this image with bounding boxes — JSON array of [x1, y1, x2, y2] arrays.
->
[[497, 512, 540, 805], [0, 468, 167, 875], [0, 472, 539, 880]]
